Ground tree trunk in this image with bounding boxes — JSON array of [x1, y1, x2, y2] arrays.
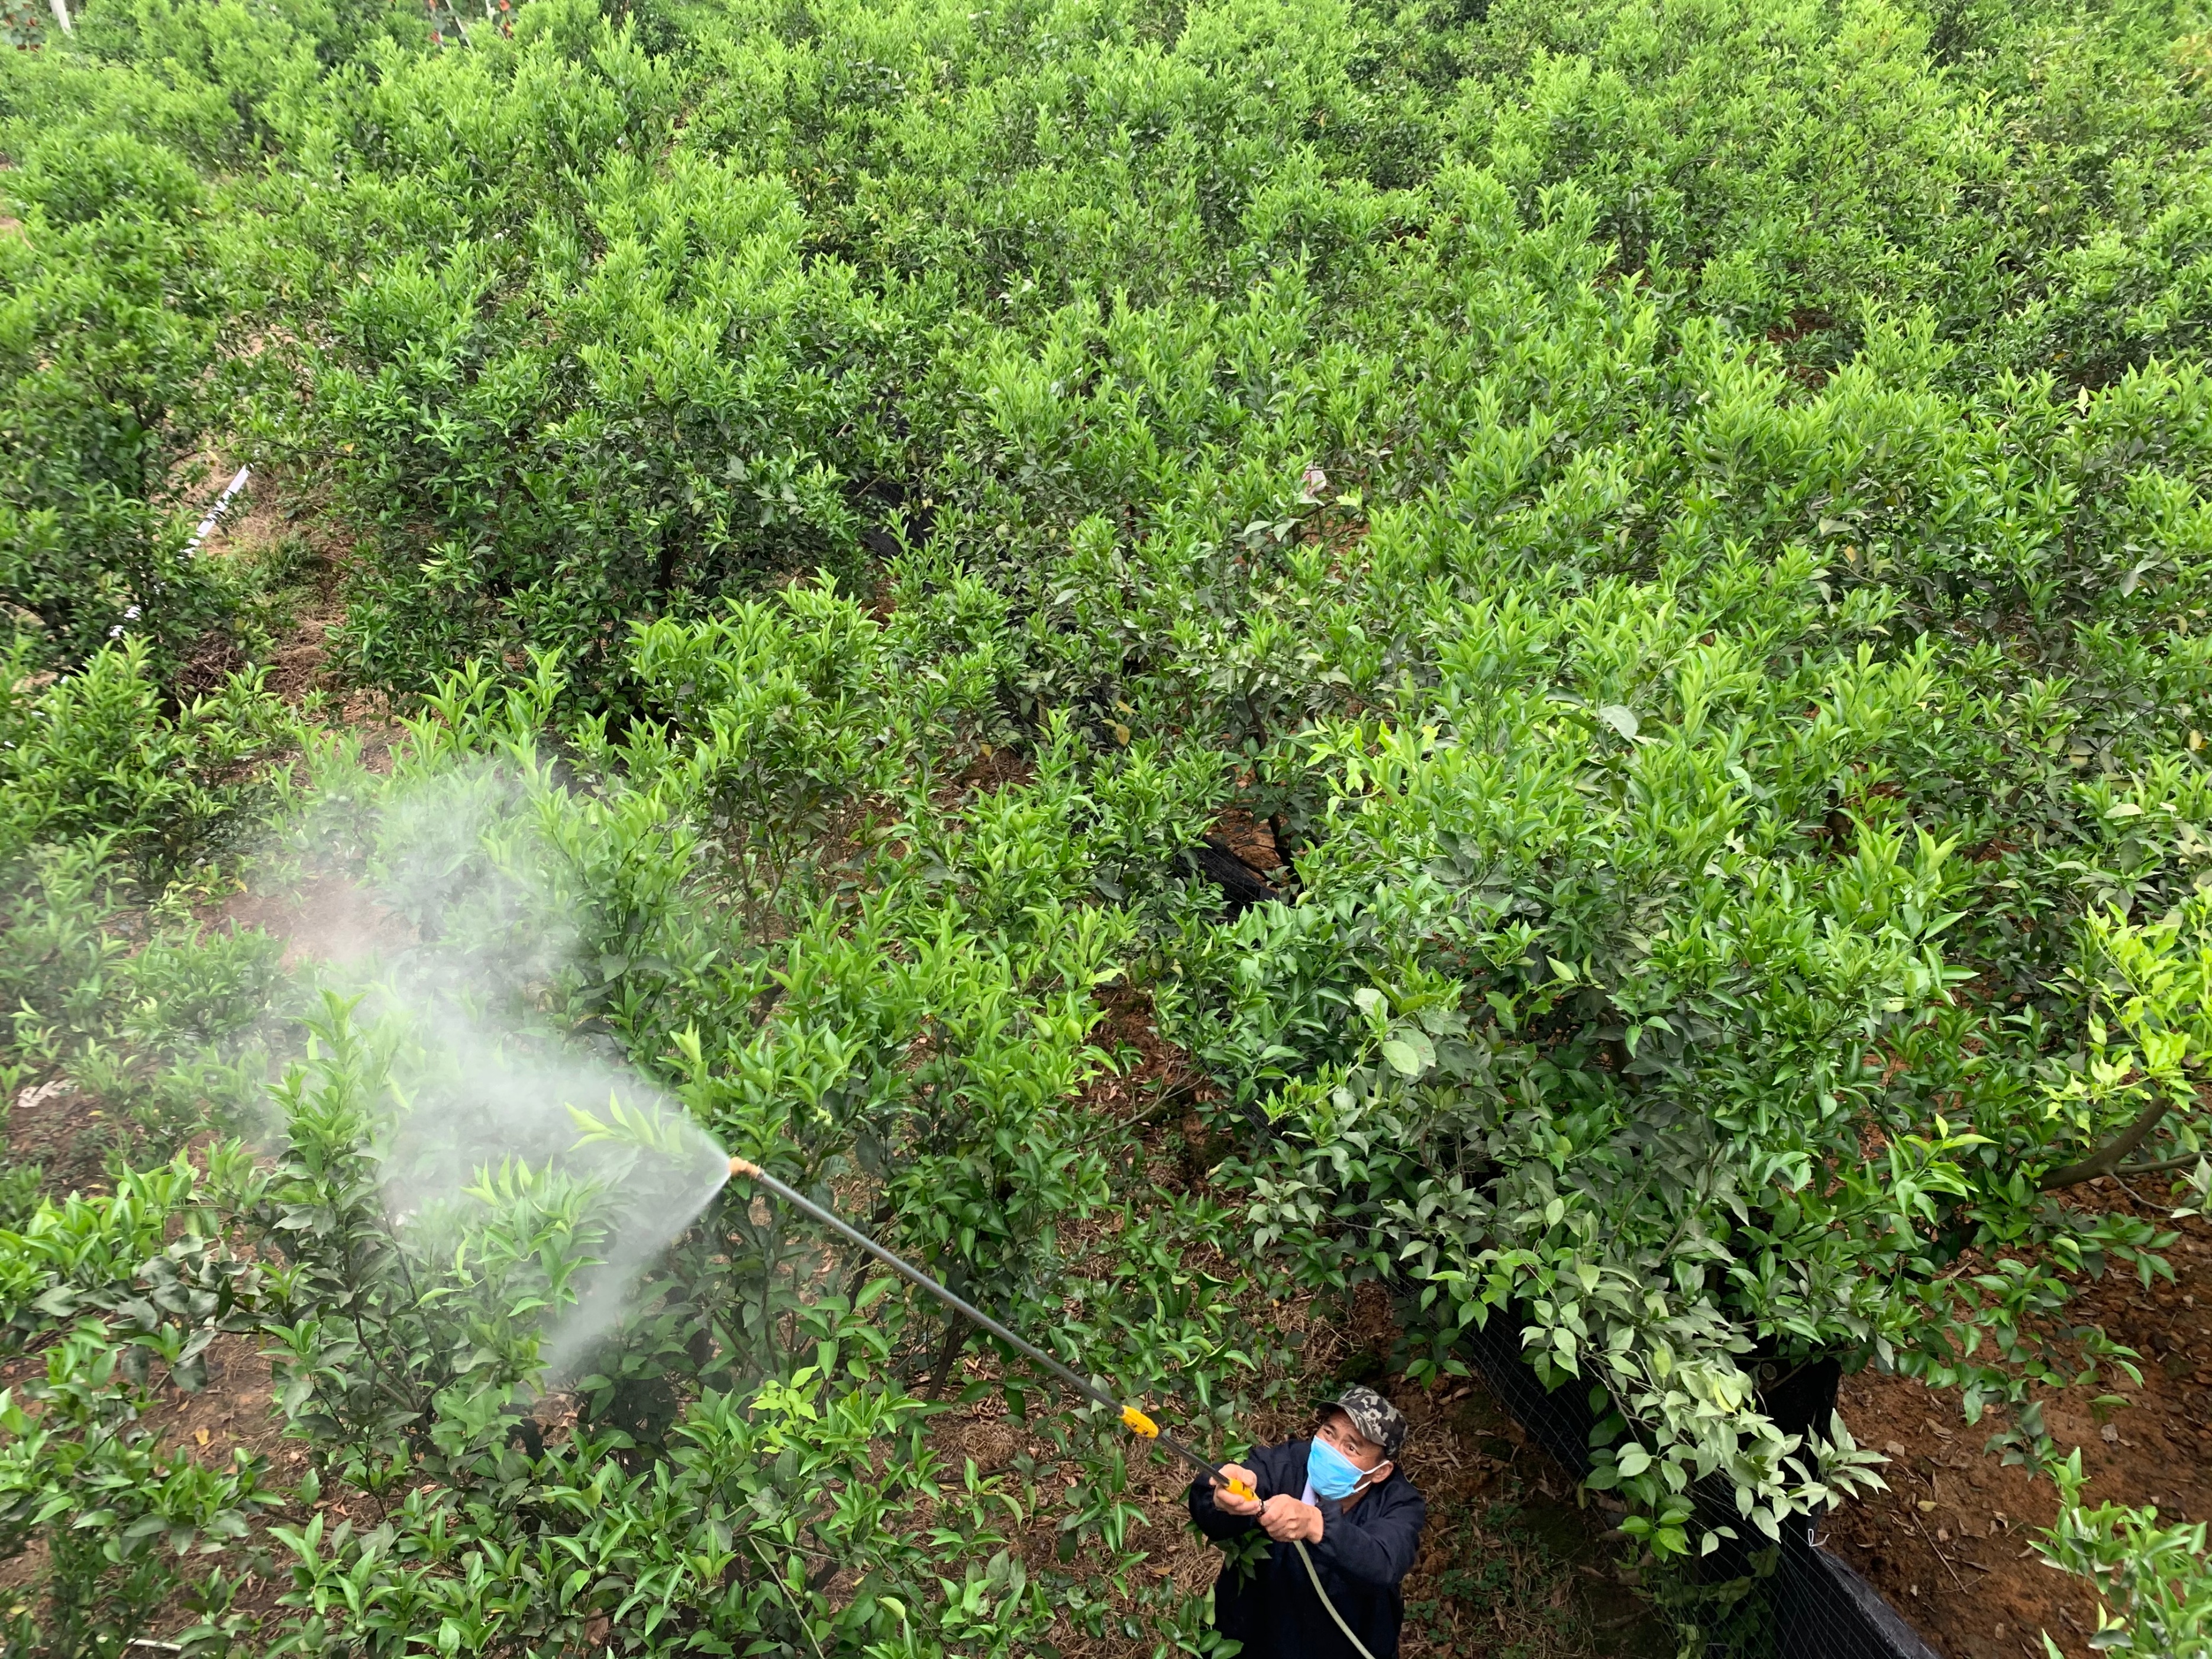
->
[[2038, 1092, 2174, 1190], [924, 1315, 970, 1400]]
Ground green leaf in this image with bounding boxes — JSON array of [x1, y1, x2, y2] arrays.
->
[[1380, 1039, 1424, 1077]]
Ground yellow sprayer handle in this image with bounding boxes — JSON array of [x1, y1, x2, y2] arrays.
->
[[1115, 1406, 1254, 1500], [1118, 1404, 1247, 1499]]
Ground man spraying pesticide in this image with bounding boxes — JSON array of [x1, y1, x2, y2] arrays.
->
[[1189, 1384, 1425, 1659], [724, 1158, 1429, 1659]]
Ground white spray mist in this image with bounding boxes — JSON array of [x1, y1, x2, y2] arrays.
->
[[273, 753, 731, 1389]]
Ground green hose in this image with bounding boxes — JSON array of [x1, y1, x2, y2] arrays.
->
[[1294, 1539, 1381, 1659]]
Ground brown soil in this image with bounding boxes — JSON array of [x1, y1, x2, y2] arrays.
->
[[954, 743, 1038, 799], [171, 456, 298, 703], [0, 1330, 305, 1639], [1083, 985, 1215, 1145], [262, 610, 336, 706], [0, 1537, 47, 1610], [179, 454, 282, 568], [7, 1079, 118, 1196], [1827, 1183, 2212, 1658], [174, 455, 399, 739], [219, 872, 415, 972], [101, 1332, 290, 1471], [133, 1336, 319, 1634]]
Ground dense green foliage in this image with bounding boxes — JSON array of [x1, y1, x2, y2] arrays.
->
[[2040, 1450, 2212, 1657], [1, 0, 2211, 1646]]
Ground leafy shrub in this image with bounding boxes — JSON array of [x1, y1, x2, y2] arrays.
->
[[0, 1144, 276, 1658], [2039, 1449, 2212, 1658], [0, 125, 243, 674], [0, 639, 298, 883], [0, 1334, 281, 1659], [0, 640, 292, 1169]]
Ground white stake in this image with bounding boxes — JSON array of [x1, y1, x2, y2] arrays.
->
[[185, 464, 251, 553]]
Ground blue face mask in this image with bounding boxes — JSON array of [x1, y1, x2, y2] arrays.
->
[[1307, 1435, 1378, 1501]]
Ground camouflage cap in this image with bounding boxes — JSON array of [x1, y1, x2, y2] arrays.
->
[[1316, 1383, 1407, 1462]]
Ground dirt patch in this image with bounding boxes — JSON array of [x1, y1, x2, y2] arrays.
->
[[180, 459, 274, 562], [953, 743, 1038, 801], [136, 1332, 290, 1468], [169, 458, 286, 702], [0, 1537, 47, 1610], [171, 456, 384, 725], [219, 872, 415, 973], [1828, 1184, 2212, 1658], [263, 609, 335, 705], [7, 1079, 117, 1196], [0, 1332, 305, 1643], [1084, 985, 1213, 1144], [1397, 1382, 1667, 1659]]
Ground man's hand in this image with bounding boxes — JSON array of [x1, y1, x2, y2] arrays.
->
[[1258, 1495, 1323, 1544], [1212, 1466, 1261, 1516]]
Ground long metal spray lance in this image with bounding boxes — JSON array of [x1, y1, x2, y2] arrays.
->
[[725, 1157, 1384, 1659], [724, 1157, 1254, 1501]]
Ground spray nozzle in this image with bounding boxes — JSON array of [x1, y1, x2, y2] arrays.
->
[[728, 1156, 762, 1180]]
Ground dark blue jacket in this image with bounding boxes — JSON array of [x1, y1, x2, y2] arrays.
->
[[1187, 1438, 1426, 1659]]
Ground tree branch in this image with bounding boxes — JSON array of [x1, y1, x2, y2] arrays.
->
[[2038, 1092, 2176, 1191], [2114, 1151, 2210, 1179]]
